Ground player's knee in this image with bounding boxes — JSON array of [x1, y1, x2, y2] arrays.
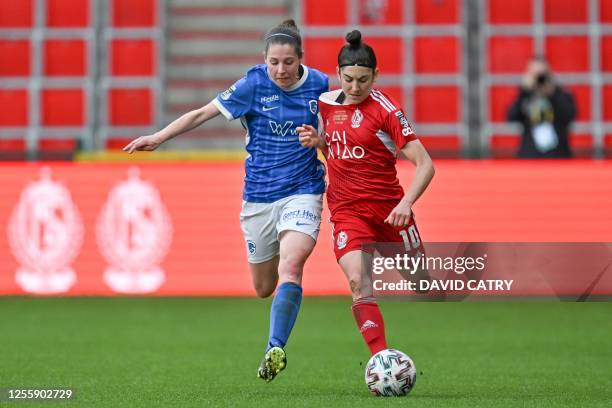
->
[[348, 276, 364, 296], [278, 253, 307, 282], [254, 282, 275, 298], [278, 264, 303, 283]]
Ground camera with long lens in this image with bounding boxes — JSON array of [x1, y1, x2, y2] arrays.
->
[[536, 72, 550, 87]]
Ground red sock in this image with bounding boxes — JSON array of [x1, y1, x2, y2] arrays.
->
[[351, 297, 387, 355]]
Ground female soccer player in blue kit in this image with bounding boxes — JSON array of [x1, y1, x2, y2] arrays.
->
[[124, 20, 328, 382]]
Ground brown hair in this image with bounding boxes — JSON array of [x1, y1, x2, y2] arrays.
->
[[264, 19, 303, 58]]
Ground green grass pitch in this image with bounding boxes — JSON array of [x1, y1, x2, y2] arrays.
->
[[1, 297, 611, 407]]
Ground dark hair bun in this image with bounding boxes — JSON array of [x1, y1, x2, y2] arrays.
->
[[345, 30, 362, 47], [281, 19, 298, 30]]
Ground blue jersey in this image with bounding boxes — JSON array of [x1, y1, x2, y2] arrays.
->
[[213, 64, 328, 203]]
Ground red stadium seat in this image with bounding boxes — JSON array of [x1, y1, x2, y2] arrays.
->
[[109, 88, 153, 126], [296, 38, 407, 94], [0, 0, 33, 28], [0, 138, 27, 160], [488, 0, 532, 24], [488, 36, 533, 73], [604, 85, 612, 121], [544, 0, 587, 23], [39, 138, 78, 151], [41, 89, 85, 126], [0, 138, 26, 150], [414, 37, 460, 73], [419, 135, 461, 158], [489, 85, 518, 123], [490, 134, 520, 158], [545, 36, 589, 72], [0, 89, 28, 125], [305, 37, 403, 75], [569, 133, 593, 158], [47, 0, 89, 27], [601, 36, 612, 72], [605, 134, 612, 158], [0, 40, 30, 76], [112, 0, 156, 27], [44, 39, 86, 76], [365, 37, 403, 74], [375, 86, 404, 109], [413, 86, 460, 123], [414, 0, 458, 24], [38, 138, 78, 151], [304, 0, 347, 25], [358, 0, 403, 25], [111, 39, 155, 76], [602, 0, 612, 22], [38, 138, 79, 160], [105, 137, 133, 150], [303, 37, 356, 74], [565, 84, 591, 122]]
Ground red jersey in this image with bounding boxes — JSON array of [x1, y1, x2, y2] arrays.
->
[[318, 89, 417, 214]]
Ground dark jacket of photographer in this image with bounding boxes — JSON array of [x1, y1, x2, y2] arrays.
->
[[507, 79, 576, 158]]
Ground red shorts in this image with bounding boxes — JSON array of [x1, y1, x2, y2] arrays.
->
[[329, 200, 424, 261]]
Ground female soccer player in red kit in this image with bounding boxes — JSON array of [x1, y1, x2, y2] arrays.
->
[[297, 30, 435, 355]]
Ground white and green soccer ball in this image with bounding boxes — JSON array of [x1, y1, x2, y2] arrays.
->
[[364, 348, 416, 397]]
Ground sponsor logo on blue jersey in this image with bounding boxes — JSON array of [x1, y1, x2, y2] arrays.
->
[[220, 85, 236, 101], [260, 94, 279, 103], [269, 121, 295, 137]]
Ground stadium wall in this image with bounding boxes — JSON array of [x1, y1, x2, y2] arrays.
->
[[0, 160, 611, 296]]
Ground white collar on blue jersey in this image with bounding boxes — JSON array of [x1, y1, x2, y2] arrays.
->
[[266, 64, 310, 92]]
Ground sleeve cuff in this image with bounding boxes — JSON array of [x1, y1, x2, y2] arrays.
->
[[212, 98, 234, 121]]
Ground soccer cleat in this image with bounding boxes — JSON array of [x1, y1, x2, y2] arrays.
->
[[256, 346, 287, 382]]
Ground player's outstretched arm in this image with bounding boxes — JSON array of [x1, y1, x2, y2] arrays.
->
[[384, 140, 435, 227], [297, 124, 325, 149], [123, 101, 221, 153]]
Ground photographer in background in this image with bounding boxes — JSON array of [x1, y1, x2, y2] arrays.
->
[[507, 56, 576, 158]]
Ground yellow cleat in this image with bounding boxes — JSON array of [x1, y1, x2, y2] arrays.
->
[[256, 347, 287, 382]]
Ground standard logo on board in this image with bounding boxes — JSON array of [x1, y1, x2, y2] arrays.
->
[[7, 167, 83, 294], [96, 167, 172, 294]]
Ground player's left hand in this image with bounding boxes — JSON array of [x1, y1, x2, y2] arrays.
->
[[297, 124, 320, 148], [384, 201, 413, 227]]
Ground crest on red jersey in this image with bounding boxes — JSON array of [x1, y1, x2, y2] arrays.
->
[[351, 109, 364, 128]]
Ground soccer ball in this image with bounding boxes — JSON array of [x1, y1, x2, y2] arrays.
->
[[364, 348, 416, 397]]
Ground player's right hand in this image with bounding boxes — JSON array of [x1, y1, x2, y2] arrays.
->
[[123, 134, 163, 153], [297, 124, 320, 148]]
